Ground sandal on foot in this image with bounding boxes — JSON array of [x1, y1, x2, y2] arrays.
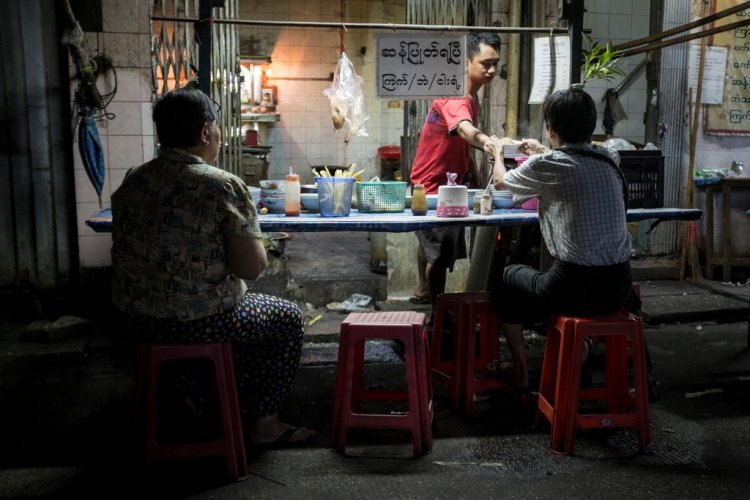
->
[[252, 427, 315, 451], [408, 296, 431, 305]]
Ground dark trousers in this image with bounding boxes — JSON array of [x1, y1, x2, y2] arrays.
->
[[491, 259, 633, 326]]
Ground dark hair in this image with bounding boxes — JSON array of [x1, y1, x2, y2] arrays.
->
[[542, 88, 597, 144], [152, 87, 219, 148], [467, 32, 501, 59]]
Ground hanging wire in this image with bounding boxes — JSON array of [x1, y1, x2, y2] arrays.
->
[[72, 56, 118, 131]]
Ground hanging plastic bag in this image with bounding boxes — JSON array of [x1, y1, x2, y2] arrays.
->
[[323, 52, 368, 142]]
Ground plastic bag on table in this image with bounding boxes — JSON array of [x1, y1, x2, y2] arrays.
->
[[323, 52, 368, 142]]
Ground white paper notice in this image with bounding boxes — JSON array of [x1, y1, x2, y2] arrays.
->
[[528, 36, 571, 104], [687, 45, 728, 105]]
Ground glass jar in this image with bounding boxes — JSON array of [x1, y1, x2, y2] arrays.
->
[[480, 193, 492, 215], [411, 184, 427, 216]]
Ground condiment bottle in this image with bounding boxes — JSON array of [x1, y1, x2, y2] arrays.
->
[[411, 184, 427, 216], [480, 193, 493, 215], [285, 166, 301, 216], [473, 196, 482, 214]]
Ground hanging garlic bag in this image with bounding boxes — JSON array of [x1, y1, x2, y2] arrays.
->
[[323, 52, 368, 142]]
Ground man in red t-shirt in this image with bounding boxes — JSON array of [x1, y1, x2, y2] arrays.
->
[[409, 32, 502, 320]]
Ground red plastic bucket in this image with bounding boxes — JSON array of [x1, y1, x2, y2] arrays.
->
[[378, 145, 401, 161]]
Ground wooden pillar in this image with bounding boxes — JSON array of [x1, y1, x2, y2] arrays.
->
[[197, 0, 217, 95], [559, 0, 584, 84]]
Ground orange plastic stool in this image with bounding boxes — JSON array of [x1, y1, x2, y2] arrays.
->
[[331, 311, 433, 456], [134, 342, 248, 482], [536, 312, 652, 455], [430, 292, 506, 414]]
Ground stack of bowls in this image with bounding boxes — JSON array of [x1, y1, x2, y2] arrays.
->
[[247, 186, 261, 209], [490, 187, 514, 209], [260, 180, 286, 213]]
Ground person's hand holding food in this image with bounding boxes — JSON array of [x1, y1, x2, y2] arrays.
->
[[518, 138, 549, 156], [483, 135, 502, 155]]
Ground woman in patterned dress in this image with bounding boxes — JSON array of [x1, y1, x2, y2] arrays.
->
[[111, 87, 314, 448]]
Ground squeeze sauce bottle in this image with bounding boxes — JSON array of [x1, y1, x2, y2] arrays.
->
[[285, 166, 301, 216]]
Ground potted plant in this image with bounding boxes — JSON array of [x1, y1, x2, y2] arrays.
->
[[579, 33, 626, 87]]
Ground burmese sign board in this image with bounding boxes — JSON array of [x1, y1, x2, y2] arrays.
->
[[376, 34, 466, 99], [706, 0, 750, 136]]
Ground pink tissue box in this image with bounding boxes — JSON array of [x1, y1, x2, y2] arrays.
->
[[437, 205, 469, 217]]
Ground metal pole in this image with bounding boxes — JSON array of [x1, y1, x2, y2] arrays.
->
[[620, 18, 750, 58], [151, 15, 569, 34], [566, 0, 584, 84], [197, 1, 213, 95], [614, 0, 750, 51], [505, 0, 521, 138]]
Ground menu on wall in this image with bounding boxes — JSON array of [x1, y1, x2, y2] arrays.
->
[[706, 0, 750, 135], [687, 45, 728, 105], [376, 35, 466, 99], [528, 36, 571, 104]]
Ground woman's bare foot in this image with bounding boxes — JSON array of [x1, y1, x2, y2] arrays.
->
[[249, 413, 315, 446]]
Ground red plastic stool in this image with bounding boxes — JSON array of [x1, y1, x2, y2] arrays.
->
[[134, 342, 248, 482], [430, 292, 506, 414], [536, 312, 652, 455], [331, 311, 433, 456]]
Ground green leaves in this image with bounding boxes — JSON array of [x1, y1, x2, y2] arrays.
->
[[582, 33, 626, 84]]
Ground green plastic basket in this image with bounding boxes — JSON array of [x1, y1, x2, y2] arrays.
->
[[356, 181, 407, 213]]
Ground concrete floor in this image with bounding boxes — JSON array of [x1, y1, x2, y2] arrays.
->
[[0, 232, 748, 498], [0, 293, 748, 498]]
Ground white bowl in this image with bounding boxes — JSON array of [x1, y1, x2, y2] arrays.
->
[[260, 187, 286, 197], [261, 195, 285, 213], [492, 191, 513, 208], [490, 187, 512, 196], [259, 180, 286, 190], [300, 193, 319, 212]]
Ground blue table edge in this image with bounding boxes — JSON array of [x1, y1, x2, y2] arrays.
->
[[85, 207, 704, 234]]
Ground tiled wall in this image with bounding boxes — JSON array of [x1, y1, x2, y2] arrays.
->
[[72, 0, 655, 268], [584, 0, 651, 145], [239, 0, 406, 184], [78, 1, 748, 271], [74, 0, 154, 267]]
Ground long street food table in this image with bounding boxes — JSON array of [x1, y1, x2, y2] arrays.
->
[[86, 207, 703, 293], [85, 207, 703, 233]]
